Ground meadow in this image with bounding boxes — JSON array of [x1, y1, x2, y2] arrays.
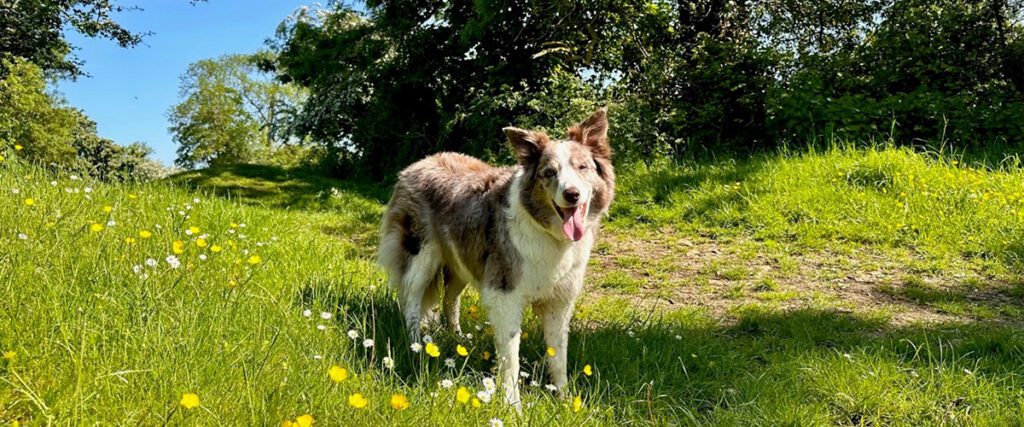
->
[[3, 145, 1024, 426]]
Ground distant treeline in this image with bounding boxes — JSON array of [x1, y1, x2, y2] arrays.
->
[[264, 0, 1024, 177]]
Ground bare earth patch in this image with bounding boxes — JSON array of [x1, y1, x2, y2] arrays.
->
[[587, 226, 1024, 326]]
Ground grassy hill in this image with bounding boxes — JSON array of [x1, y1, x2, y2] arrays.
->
[[3, 146, 1024, 425]]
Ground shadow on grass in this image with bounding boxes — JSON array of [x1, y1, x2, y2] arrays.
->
[[167, 163, 391, 211], [296, 280, 1024, 424]]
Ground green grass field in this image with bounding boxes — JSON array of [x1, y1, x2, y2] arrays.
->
[[4, 145, 1024, 425]]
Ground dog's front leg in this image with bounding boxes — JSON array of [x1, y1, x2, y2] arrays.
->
[[483, 288, 525, 411], [534, 296, 575, 395]]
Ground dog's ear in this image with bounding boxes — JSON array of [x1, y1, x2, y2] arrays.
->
[[568, 107, 611, 159], [504, 127, 548, 163]]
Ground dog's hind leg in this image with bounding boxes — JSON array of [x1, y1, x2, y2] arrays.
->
[[419, 271, 442, 328], [441, 268, 468, 336], [399, 243, 440, 343]]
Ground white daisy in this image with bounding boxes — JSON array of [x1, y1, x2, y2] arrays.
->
[[444, 358, 455, 368], [10, 188, 18, 194], [132, 265, 143, 274], [347, 330, 359, 339], [198, 254, 207, 261], [302, 309, 312, 318], [410, 342, 423, 353], [545, 384, 558, 392], [482, 377, 496, 393], [316, 324, 327, 331], [382, 356, 395, 369], [320, 312, 332, 320], [145, 258, 158, 268], [17, 233, 27, 240], [362, 339, 374, 348], [489, 418, 504, 427], [439, 379, 454, 389], [165, 255, 181, 269], [476, 390, 492, 403]]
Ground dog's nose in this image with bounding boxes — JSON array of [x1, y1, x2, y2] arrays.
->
[[563, 187, 580, 204]]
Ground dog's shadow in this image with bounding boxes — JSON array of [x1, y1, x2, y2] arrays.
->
[[297, 281, 1024, 423]]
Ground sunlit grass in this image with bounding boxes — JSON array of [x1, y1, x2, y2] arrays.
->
[[3, 145, 1024, 425]]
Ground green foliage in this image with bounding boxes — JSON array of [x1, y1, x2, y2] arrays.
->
[[0, 57, 160, 180], [267, 0, 1024, 174], [168, 53, 307, 169], [0, 58, 79, 164], [0, 0, 150, 78]]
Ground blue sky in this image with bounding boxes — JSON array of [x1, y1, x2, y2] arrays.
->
[[57, 1, 311, 166]]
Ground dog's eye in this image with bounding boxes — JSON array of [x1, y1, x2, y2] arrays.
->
[[578, 164, 589, 171], [541, 169, 556, 178]]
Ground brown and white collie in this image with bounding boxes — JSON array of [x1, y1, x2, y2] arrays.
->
[[378, 108, 615, 408]]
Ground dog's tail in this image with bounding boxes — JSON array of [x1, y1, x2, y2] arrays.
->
[[377, 188, 420, 290]]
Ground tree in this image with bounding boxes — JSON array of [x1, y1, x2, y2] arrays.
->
[[0, 57, 80, 164], [168, 53, 306, 169]]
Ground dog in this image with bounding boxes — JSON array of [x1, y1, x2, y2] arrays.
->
[[378, 108, 615, 408]]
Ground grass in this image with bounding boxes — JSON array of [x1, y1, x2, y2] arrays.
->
[[3, 145, 1024, 425]]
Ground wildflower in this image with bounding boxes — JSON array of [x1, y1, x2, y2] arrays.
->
[[106, 220, 116, 227], [23, 198, 34, 206], [179, 393, 200, 409], [382, 356, 395, 369], [247, 255, 262, 265], [439, 379, 454, 389], [316, 324, 327, 331], [583, 364, 592, 376], [84, 187, 92, 193], [3, 351, 15, 361], [519, 371, 530, 379], [90, 223, 104, 232], [348, 393, 369, 409], [445, 358, 456, 368], [196, 238, 208, 248], [132, 265, 143, 274], [476, 390, 492, 403], [145, 258, 158, 268], [14, 144, 23, 151], [17, 233, 27, 240], [482, 377, 496, 393], [422, 335, 434, 343], [489, 418, 504, 427], [210, 244, 222, 253], [457, 345, 469, 357], [572, 396, 583, 413], [227, 279, 237, 288], [482, 351, 491, 360], [410, 342, 423, 353], [547, 347, 556, 357], [295, 414, 314, 427], [103, 205, 113, 213], [347, 330, 359, 340], [139, 230, 153, 239], [302, 309, 312, 318], [545, 384, 558, 392], [363, 339, 374, 348], [165, 255, 181, 269], [10, 188, 17, 194], [124, 237, 136, 244], [320, 312, 332, 320], [425, 342, 440, 358], [390, 394, 410, 410], [198, 254, 207, 261], [128, 193, 138, 199], [172, 240, 185, 254], [456, 387, 471, 404], [188, 226, 200, 235], [328, 366, 349, 383], [471, 397, 481, 408]]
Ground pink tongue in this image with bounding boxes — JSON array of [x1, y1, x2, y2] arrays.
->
[[560, 204, 586, 241]]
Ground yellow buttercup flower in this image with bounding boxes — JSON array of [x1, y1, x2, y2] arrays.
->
[[103, 205, 113, 213], [456, 387, 471, 404], [23, 198, 34, 206], [482, 351, 491, 361], [14, 144, 23, 151], [139, 230, 153, 239], [247, 255, 262, 265], [390, 394, 410, 410], [425, 342, 440, 358], [188, 226, 200, 234], [128, 193, 138, 200], [196, 238, 208, 248], [210, 244, 222, 253], [348, 393, 369, 409], [172, 240, 185, 254], [3, 351, 15, 361], [572, 396, 583, 413], [583, 364, 592, 376], [124, 237, 136, 244], [471, 397, 481, 408], [179, 393, 200, 409], [328, 366, 348, 383], [295, 414, 314, 427], [227, 279, 238, 288], [281, 420, 294, 427], [90, 223, 104, 233], [457, 345, 469, 357], [546, 347, 556, 357]]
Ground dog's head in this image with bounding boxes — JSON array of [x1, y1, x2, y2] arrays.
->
[[504, 108, 616, 242]]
